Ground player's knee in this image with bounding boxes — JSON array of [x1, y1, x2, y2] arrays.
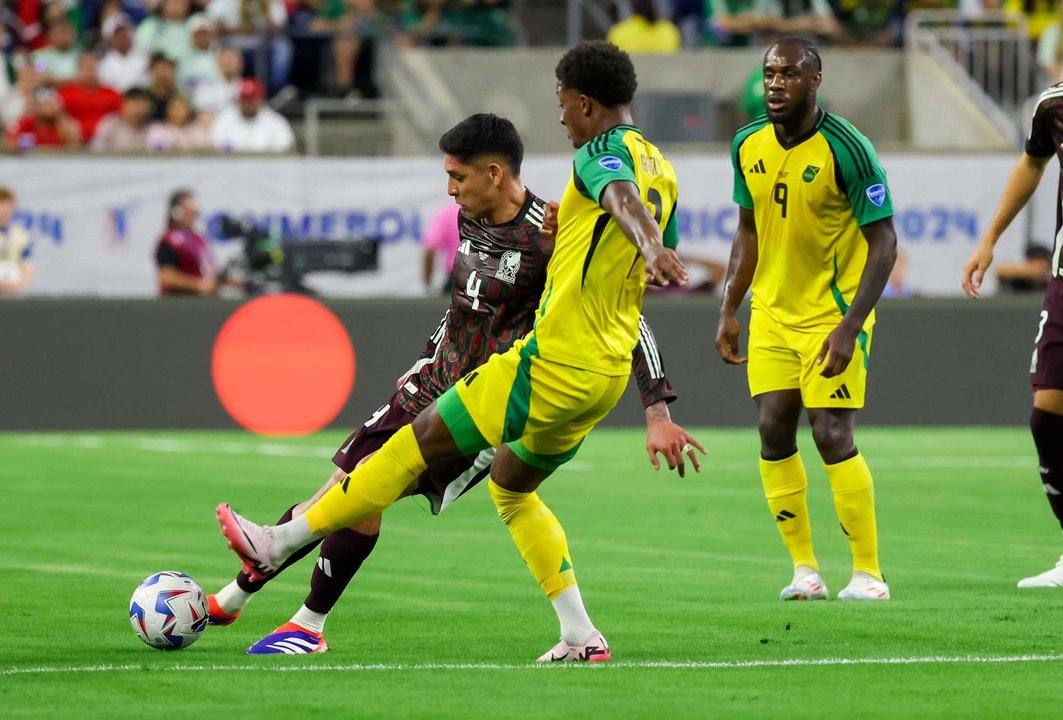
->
[[349, 514, 381, 535], [758, 421, 796, 460], [810, 421, 853, 461]]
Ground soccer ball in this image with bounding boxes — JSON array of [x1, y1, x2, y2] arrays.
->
[[129, 571, 209, 650]]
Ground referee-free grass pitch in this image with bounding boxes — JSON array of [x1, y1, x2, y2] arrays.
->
[[2, 427, 1059, 719]]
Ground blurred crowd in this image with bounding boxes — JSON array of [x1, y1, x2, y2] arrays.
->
[[0, 0, 517, 154]]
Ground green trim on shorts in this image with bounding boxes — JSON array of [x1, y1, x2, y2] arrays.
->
[[829, 255, 871, 369], [508, 438, 583, 472], [436, 386, 490, 456], [502, 335, 539, 442]]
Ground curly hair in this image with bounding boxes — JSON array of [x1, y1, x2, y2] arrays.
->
[[438, 113, 524, 174], [555, 41, 637, 109]]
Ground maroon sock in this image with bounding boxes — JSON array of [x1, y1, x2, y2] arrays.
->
[[234, 504, 323, 593], [1032, 408, 1063, 530], [304, 528, 380, 615]]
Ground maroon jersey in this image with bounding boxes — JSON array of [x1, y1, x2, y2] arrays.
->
[[1025, 84, 1063, 281], [154, 228, 215, 295], [397, 191, 675, 415]]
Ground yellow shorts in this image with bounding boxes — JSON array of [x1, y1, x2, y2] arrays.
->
[[436, 334, 628, 471], [747, 308, 873, 408]]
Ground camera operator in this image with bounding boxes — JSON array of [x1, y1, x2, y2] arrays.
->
[[155, 188, 238, 296]]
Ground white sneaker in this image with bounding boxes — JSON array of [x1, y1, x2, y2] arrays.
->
[[779, 565, 829, 601], [1017, 556, 1063, 588], [837, 572, 890, 600]]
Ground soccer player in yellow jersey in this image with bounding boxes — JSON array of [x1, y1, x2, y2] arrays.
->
[[216, 41, 702, 661], [715, 37, 898, 601]]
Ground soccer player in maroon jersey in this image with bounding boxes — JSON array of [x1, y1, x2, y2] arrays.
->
[[208, 113, 702, 654], [963, 82, 1063, 588]]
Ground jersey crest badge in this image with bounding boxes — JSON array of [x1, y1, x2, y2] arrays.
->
[[866, 183, 887, 207], [496, 250, 521, 284], [599, 156, 623, 171], [802, 165, 820, 183]]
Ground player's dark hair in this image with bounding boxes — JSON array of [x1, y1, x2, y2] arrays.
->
[[768, 36, 822, 72], [438, 113, 524, 174], [555, 41, 637, 109], [167, 188, 194, 228]]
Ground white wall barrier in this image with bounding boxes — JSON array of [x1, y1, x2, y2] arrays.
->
[[6, 153, 1042, 297]]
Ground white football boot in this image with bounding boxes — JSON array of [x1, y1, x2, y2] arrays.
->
[[837, 571, 890, 600], [779, 565, 829, 601], [1017, 555, 1063, 588]]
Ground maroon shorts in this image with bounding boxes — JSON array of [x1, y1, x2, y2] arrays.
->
[[331, 393, 493, 514], [1031, 279, 1063, 391]]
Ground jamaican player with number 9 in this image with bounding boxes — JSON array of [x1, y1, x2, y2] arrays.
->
[[715, 37, 898, 602]]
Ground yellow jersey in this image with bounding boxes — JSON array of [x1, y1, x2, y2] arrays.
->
[[533, 124, 679, 375], [731, 111, 893, 330]]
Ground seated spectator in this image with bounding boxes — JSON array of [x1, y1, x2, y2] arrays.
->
[[832, 0, 904, 47], [179, 14, 221, 95], [147, 94, 213, 151], [85, 1, 152, 35], [703, 0, 762, 47], [0, 45, 28, 128], [29, 18, 80, 83], [91, 86, 152, 151], [607, 0, 682, 54], [58, 53, 123, 142], [754, 0, 841, 43], [309, 0, 382, 98], [394, 0, 451, 47], [211, 77, 294, 152], [192, 46, 242, 116], [3, 86, 81, 153], [459, 0, 517, 47], [98, 13, 150, 92], [1037, 0, 1063, 82], [145, 52, 180, 121], [135, 0, 193, 64], [0, 186, 34, 298], [207, 0, 292, 96]]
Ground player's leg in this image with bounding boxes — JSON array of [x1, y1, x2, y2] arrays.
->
[[748, 309, 824, 599], [1019, 389, 1063, 587], [489, 446, 608, 662]]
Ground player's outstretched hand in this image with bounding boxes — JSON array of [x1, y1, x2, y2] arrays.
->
[[715, 314, 747, 365], [646, 419, 706, 479], [541, 200, 560, 240], [816, 321, 859, 377], [962, 242, 995, 299], [646, 247, 687, 287]]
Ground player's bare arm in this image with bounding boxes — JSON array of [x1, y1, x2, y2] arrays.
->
[[599, 180, 687, 287], [816, 217, 897, 378], [963, 152, 1050, 298], [715, 206, 758, 365]]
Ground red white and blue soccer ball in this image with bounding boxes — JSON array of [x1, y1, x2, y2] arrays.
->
[[129, 571, 209, 650]]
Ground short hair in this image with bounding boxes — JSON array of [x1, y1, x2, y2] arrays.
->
[[0, 186, 14, 203], [438, 113, 524, 174], [167, 188, 194, 227], [555, 41, 637, 109], [767, 36, 822, 72], [124, 87, 151, 102], [149, 52, 176, 69]]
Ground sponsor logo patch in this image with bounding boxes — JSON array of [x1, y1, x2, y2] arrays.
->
[[599, 156, 624, 171], [866, 183, 887, 207]]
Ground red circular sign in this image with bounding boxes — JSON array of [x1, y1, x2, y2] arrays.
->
[[212, 294, 355, 436]]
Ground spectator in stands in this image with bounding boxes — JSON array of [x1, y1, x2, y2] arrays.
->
[[459, 0, 517, 47], [754, 0, 841, 43], [58, 53, 123, 142], [3, 85, 80, 152], [85, 1, 151, 35], [0, 37, 28, 128], [145, 52, 180, 120], [29, 18, 79, 83], [831, 0, 905, 47], [155, 188, 227, 296], [881, 250, 916, 298], [1036, 0, 1063, 82], [421, 202, 459, 295], [0, 186, 34, 298], [1006, 0, 1058, 41], [179, 13, 221, 94], [90, 86, 152, 151], [703, 0, 762, 47], [607, 0, 682, 54], [98, 13, 150, 92], [211, 77, 294, 152], [147, 93, 213, 150], [308, 0, 383, 98], [207, 0, 293, 96], [997, 244, 1054, 292], [192, 45, 242, 115], [135, 0, 193, 64], [394, 0, 451, 47]]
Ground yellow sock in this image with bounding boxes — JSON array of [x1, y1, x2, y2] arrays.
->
[[304, 424, 427, 535], [488, 480, 576, 599], [825, 452, 881, 579], [760, 452, 818, 571]]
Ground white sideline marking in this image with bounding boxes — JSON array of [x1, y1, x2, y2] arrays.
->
[[4, 654, 1063, 676]]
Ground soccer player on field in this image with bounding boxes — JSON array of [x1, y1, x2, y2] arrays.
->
[[715, 37, 898, 601], [962, 82, 1063, 588], [210, 111, 702, 656]]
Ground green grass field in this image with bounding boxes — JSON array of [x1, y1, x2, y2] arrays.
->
[[2, 427, 1060, 718]]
